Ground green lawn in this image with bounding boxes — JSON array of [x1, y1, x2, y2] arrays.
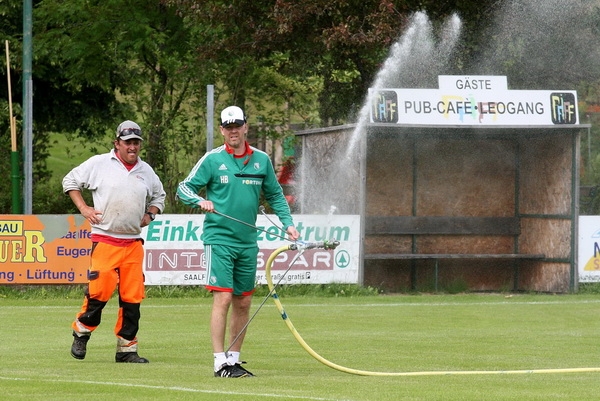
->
[[2, 293, 600, 400], [46, 132, 110, 180]]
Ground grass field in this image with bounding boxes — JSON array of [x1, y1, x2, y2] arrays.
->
[[2, 292, 600, 400], [47, 132, 109, 180]]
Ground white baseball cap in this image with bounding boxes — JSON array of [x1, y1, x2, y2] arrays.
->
[[220, 106, 246, 127], [116, 120, 143, 141]]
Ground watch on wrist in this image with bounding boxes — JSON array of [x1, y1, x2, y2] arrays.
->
[[146, 212, 156, 221]]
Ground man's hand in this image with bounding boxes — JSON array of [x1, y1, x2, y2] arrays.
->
[[199, 200, 215, 212], [80, 205, 103, 225], [286, 226, 300, 241], [140, 213, 152, 227], [68, 190, 103, 225]]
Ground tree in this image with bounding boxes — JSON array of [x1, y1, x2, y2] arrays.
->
[[5, 0, 600, 214], [165, 0, 508, 124], [1, 1, 132, 213], [166, 0, 410, 124], [3, 0, 321, 214], [33, 0, 215, 210]]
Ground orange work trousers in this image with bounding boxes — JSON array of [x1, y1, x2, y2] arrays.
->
[[72, 240, 145, 341]]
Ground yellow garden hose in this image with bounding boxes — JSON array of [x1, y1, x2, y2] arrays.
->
[[265, 244, 600, 376]]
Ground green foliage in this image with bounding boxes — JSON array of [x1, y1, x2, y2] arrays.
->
[[30, 0, 213, 210], [145, 285, 211, 298], [0, 102, 14, 213], [256, 283, 382, 297], [0, 284, 86, 299], [27, 0, 328, 212], [31, 178, 85, 214], [0, 283, 382, 299], [576, 282, 600, 294], [577, 81, 600, 215]]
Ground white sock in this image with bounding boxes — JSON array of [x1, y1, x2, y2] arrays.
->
[[227, 351, 240, 365], [214, 352, 227, 371]]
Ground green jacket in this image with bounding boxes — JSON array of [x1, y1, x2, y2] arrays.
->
[[177, 143, 294, 246]]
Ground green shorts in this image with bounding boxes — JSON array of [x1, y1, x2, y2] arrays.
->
[[204, 244, 259, 295]]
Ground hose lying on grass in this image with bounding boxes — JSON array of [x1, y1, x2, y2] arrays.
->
[[265, 243, 600, 377]]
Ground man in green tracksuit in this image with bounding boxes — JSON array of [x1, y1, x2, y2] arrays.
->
[[177, 105, 300, 378]]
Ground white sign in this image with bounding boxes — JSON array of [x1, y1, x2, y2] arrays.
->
[[578, 216, 600, 282], [369, 75, 578, 126], [141, 214, 360, 286]]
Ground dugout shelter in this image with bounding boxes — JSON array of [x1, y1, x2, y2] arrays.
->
[[294, 75, 587, 293]]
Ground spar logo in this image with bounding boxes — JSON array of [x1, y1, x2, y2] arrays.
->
[[550, 92, 576, 124], [335, 250, 350, 268], [371, 90, 398, 123]]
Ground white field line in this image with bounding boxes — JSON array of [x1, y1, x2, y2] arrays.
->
[[0, 376, 352, 401]]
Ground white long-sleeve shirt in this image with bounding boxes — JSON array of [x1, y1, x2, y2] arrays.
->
[[62, 149, 166, 239]]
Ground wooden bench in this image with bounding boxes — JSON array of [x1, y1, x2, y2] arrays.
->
[[364, 216, 545, 291]]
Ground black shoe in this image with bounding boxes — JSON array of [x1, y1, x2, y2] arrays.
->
[[115, 352, 149, 363], [71, 332, 90, 360], [235, 362, 254, 377], [214, 363, 254, 378]]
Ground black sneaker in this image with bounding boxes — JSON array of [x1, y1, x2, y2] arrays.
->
[[235, 362, 254, 377], [115, 352, 150, 363], [214, 363, 254, 378], [71, 332, 90, 360]]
